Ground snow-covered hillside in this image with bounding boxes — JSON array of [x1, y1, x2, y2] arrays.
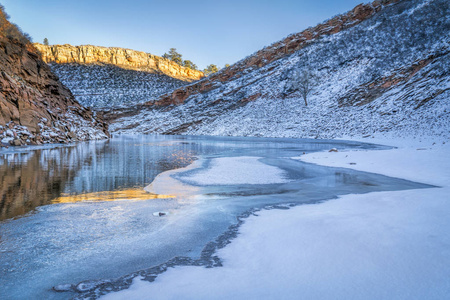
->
[[111, 0, 450, 140], [50, 63, 187, 108]]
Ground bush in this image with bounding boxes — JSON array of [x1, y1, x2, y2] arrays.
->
[[203, 64, 219, 76], [0, 4, 32, 44]]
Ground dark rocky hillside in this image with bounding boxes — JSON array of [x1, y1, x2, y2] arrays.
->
[[0, 5, 109, 146]]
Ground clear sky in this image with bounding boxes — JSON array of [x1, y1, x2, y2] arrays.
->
[[1, 0, 365, 69]]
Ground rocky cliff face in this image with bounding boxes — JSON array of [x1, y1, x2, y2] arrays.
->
[[0, 7, 109, 146], [34, 44, 204, 82], [111, 0, 449, 140]]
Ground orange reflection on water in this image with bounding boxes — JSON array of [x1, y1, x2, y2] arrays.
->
[[51, 189, 174, 204]]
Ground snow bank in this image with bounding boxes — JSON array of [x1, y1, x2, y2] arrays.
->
[[179, 156, 291, 185], [101, 140, 450, 300], [301, 139, 450, 187]]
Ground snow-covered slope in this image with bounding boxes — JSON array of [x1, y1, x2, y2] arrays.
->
[[111, 0, 450, 140], [50, 64, 187, 109]]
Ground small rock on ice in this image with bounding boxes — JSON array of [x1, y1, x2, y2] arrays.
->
[[153, 211, 169, 217]]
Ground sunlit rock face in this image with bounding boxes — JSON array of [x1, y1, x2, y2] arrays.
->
[[0, 8, 109, 146], [34, 44, 204, 82]]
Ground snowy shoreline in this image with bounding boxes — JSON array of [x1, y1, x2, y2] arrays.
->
[[101, 136, 450, 300]]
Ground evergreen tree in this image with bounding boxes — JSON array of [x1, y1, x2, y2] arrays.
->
[[203, 64, 219, 76], [183, 60, 197, 70], [43, 37, 49, 45], [162, 48, 183, 65]]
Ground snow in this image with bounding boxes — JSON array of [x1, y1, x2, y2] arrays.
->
[[49, 63, 186, 108], [1, 137, 13, 144], [301, 139, 450, 187], [110, 0, 450, 141], [101, 138, 450, 300], [179, 156, 291, 185]]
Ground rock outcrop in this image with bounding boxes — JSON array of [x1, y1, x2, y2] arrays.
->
[[0, 7, 109, 146], [149, 0, 401, 106], [34, 44, 204, 82]]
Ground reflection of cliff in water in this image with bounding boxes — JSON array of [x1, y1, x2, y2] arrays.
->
[[0, 137, 198, 221], [2, 135, 367, 222], [0, 144, 94, 221], [63, 137, 196, 195]]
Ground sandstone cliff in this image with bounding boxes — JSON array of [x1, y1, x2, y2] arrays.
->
[[34, 44, 204, 82], [0, 7, 109, 146]]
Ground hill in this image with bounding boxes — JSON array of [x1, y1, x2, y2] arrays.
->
[[33, 44, 202, 108], [110, 0, 449, 140], [0, 5, 108, 146], [48, 63, 186, 108]]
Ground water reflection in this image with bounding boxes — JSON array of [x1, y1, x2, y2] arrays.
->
[[52, 189, 173, 204], [0, 137, 197, 221], [0, 147, 83, 221], [1, 135, 377, 222]]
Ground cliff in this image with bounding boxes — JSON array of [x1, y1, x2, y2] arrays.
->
[[0, 6, 109, 146], [34, 43, 204, 82]]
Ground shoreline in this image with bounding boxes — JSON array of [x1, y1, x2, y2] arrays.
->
[[99, 136, 450, 300]]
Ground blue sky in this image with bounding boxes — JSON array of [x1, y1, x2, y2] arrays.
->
[[1, 0, 365, 69]]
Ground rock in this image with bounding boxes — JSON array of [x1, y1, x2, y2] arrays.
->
[[0, 8, 109, 147], [33, 44, 204, 82], [153, 211, 168, 217], [329, 148, 338, 152]]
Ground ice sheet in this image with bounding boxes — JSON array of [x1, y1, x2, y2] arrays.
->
[[101, 140, 450, 300], [179, 156, 291, 185]]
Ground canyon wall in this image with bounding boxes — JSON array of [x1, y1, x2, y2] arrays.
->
[[0, 7, 109, 146], [34, 44, 204, 82]]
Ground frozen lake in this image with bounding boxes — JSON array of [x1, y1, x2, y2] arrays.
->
[[0, 135, 432, 299]]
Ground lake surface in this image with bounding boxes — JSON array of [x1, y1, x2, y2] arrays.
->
[[0, 135, 432, 299]]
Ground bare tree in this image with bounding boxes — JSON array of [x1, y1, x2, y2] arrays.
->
[[297, 70, 315, 106], [283, 68, 317, 106], [290, 69, 316, 106]]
